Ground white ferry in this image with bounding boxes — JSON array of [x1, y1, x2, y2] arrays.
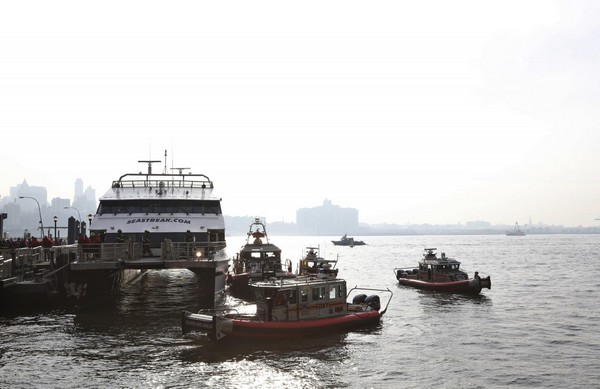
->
[[62, 158, 229, 308], [91, 159, 226, 258]]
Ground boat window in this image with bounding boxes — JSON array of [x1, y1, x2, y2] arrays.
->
[[329, 285, 343, 299], [329, 286, 336, 299], [274, 292, 287, 307], [300, 288, 308, 303], [312, 286, 326, 301], [288, 289, 297, 304]]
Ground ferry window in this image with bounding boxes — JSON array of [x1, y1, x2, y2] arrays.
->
[[312, 286, 326, 301], [300, 289, 308, 302], [164, 203, 177, 214], [97, 199, 222, 215]]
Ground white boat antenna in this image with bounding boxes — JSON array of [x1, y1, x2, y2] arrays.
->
[[171, 167, 191, 175], [138, 159, 161, 175]]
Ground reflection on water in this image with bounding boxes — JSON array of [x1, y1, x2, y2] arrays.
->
[[180, 331, 350, 363], [416, 289, 493, 307]]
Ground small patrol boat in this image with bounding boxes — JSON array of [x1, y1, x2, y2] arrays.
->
[[393, 248, 491, 295], [297, 246, 339, 279], [182, 276, 392, 340], [226, 218, 294, 295], [331, 234, 366, 247]]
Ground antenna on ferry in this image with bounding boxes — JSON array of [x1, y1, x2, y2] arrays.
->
[[138, 160, 161, 175], [171, 167, 191, 175], [163, 150, 168, 174]]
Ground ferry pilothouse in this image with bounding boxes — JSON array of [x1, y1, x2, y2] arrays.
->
[[62, 157, 230, 308]]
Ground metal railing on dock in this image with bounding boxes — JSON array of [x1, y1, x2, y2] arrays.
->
[[1, 239, 228, 280]]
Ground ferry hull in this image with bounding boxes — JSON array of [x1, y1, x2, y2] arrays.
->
[[189, 258, 229, 308], [59, 266, 143, 307]]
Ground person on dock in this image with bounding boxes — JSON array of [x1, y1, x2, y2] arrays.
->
[[185, 230, 194, 257], [143, 230, 152, 256], [116, 229, 125, 244], [41, 235, 54, 263], [29, 236, 40, 248]]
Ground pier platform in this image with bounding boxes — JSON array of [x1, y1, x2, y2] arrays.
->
[[1, 240, 229, 311]]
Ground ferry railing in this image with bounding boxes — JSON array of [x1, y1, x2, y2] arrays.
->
[[112, 176, 213, 190], [53, 244, 79, 262], [77, 242, 139, 263], [162, 240, 227, 261]]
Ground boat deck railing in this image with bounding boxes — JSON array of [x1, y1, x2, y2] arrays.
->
[[347, 286, 394, 315], [112, 173, 213, 190], [198, 308, 261, 321]]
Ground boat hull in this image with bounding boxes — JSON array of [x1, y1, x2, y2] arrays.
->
[[226, 272, 251, 293], [331, 241, 366, 246], [182, 310, 381, 339], [397, 277, 491, 295]]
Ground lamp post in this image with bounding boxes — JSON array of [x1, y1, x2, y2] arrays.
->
[[64, 206, 82, 234], [53, 216, 57, 240], [88, 214, 93, 236], [19, 196, 44, 238]]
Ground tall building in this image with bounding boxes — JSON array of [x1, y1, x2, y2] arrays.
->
[[73, 183, 97, 218], [74, 178, 83, 200], [296, 199, 359, 235]]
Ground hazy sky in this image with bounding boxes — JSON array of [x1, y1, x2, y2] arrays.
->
[[1, 1, 599, 227]]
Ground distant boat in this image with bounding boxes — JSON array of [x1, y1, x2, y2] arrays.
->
[[506, 222, 526, 236], [331, 234, 366, 247]]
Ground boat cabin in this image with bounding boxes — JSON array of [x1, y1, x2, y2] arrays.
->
[[250, 278, 348, 322], [231, 218, 286, 279], [399, 248, 469, 282], [298, 247, 338, 279]]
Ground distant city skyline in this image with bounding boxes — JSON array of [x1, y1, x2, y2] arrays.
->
[[2, 177, 597, 241]]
